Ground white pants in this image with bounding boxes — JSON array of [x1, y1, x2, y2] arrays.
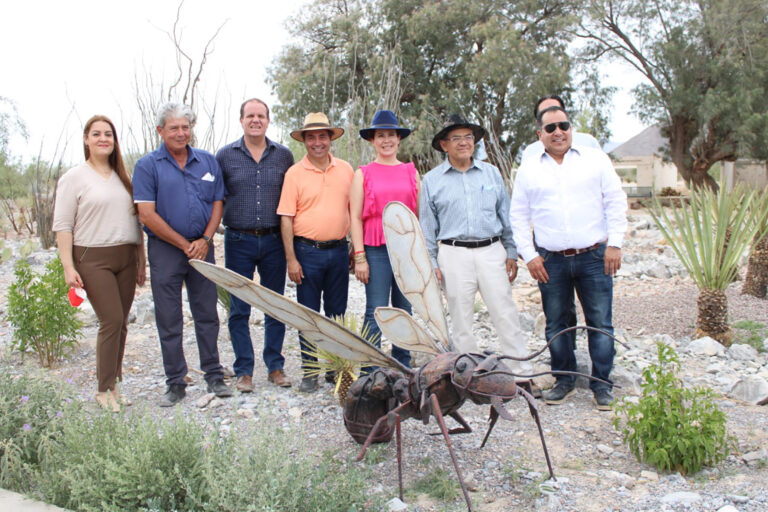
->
[[437, 241, 531, 374]]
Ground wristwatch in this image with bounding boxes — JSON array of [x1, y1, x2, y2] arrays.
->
[[202, 235, 213, 246]]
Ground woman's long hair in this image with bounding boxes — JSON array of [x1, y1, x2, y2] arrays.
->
[[83, 115, 132, 195]]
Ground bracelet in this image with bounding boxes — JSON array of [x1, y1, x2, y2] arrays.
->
[[353, 250, 365, 255], [354, 254, 368, 264]]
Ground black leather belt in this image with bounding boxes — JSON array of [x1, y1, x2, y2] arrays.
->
[[551, 242, 603, 257], [231, 226, 280, 236], [440, 236, 500, 248], [294, 236, 347, 249]]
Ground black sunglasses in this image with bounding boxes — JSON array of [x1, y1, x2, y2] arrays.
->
[[543, 121, 571, 133]]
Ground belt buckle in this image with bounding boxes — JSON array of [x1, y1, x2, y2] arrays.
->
[[562, 249, 577, 257]]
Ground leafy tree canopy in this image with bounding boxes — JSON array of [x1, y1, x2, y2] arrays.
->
[[578, 0, 768, 189], [268, 0, 602, 176]]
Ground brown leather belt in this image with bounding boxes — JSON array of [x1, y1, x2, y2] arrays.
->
[[440, 236, 500, 248], [552, 242, 603, 257], [231, 226, 280, 236]]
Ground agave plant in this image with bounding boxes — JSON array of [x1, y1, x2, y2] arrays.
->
[[742, 188, 768, 298], [301, 315, 380, 405], [650, 186, 764, 344]]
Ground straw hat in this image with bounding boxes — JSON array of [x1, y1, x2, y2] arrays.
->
[[290, 112, 345, 142]]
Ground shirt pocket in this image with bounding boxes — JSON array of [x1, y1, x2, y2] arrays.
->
[[193, 176, 217, 202], [475, 182, 498, 215]]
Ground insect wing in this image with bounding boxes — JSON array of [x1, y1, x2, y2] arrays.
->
[[382, 201, 453, 351], [374, 307, 442, 356], [190, 260, 408, 372]]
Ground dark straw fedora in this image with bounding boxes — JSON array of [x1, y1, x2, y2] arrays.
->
[[359, 110, 412, 140], [290, 112, 345, 142], [431, 114, 485, 152]]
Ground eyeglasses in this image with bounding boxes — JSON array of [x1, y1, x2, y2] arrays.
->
[[543, 121, 571, 134], [446, 134, 476, 143]]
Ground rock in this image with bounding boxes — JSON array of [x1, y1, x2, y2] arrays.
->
[[686, 336, 726, 356], [597, 444, 614, 455], [639, 470, 658, 482], [387, 497, 408, 511], [519, 312, 535, 333], [237, 408, 255, 419], [646, 260, 671, 279], [660, 491, 701, 505], [717, 506, 739, 512], [742, 449, 768, 467], [534, 312, 546, 339], [195, 393, 215, 408], [728, 343, 759, 361], [133, 299, 155, 325], [288, 407, 302, 420], [727, 495, 749, 504], [728, 376, 768, 404]]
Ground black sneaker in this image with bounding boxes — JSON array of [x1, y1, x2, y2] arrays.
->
[[159, 384, 186, 407], [543, 382, 575, 405], [299, 376, 318, 393], [593, 389, 614, 411], [207, 379, 233, 398]]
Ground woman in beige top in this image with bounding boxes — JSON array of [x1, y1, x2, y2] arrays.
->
[[53, 115, 146, 412]]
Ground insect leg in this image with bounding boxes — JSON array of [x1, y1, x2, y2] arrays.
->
[[429, 393, 473, 512]]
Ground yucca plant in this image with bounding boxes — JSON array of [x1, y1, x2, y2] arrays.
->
[[650, 186, 764, 345], [742, 188, 768, 298], [301, 315, 380, 405]]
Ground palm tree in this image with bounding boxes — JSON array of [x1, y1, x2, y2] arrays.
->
[[650, 186, 765, 344]]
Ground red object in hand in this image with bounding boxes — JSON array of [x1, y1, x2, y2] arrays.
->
[[68, 287, 87, 307]]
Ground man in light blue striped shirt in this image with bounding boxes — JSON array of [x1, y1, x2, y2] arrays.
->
[[420, 115, 530, 374]]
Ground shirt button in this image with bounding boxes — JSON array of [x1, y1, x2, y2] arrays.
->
[[257, 202, 260, 205]]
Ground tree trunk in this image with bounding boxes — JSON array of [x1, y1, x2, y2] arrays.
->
[[695, 288, 732, 345], [742, 235, 768, 298]]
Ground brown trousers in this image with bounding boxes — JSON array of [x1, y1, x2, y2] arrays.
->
[[74, 244, 138, 392]]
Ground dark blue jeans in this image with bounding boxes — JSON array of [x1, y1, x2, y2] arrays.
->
[[294, 241, 349, 374], [537, 244, 615, 391], [363, 245, 411, 367], [148, 237, 223, 386], [224, 229, 287, 376]]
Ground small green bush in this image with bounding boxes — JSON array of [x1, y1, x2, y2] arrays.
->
[[7, 257, 82, 367], [0, 371, 80, 490], [613, 343, 733, 475], [409, 467, 460, 501]]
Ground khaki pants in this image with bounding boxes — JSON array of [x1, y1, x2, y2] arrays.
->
[[74, 244, 138, 392], [437, 241, 531, 374]]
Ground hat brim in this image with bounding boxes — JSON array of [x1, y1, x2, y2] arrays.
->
[[290, 127, 345, 142], [359, 126, 412, 141], [431, 123, 485, 152]]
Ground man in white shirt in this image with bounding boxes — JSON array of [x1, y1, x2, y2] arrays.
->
[[509, 105, 627, 411], [520, 95, 601, 162]]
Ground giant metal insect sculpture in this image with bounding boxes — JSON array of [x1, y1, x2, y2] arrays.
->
[[191, 202, 623, 511]]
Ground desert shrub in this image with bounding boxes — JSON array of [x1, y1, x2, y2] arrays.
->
[[613, 343, 733, 475], [0, 371, 80, 490], [7, 257, 83, 367], [659, 186, 681, 197]]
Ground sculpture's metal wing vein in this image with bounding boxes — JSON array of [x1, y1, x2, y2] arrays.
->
[[374, 307, 442, 356], [382, 201, 453, 352], [190, 260, 410, 373]]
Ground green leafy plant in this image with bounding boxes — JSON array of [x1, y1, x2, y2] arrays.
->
[[7, 257, 83, 367], [613, 343, 733, 475], [732, 320, 767, 351], [650, 186, 765, 344]]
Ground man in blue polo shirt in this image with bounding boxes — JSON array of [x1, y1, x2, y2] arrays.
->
[[133, 102, 232, 407], [216, 98, 294, 392]]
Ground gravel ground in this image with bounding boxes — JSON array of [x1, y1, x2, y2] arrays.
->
[[1, 213, 767, 511]]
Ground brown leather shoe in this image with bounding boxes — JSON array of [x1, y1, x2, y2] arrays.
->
[[235, 375, 254, 393], [268, 369, 292, 388]]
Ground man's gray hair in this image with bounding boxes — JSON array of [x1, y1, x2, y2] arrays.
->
[[155, 103, 197, 128]]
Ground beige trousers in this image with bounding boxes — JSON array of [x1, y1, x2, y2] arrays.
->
[[437, 241, 531, 374]]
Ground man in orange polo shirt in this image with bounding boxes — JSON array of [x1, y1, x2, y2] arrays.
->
[[277, 112, 354, 392]]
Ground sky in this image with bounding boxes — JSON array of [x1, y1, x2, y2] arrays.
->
[[1, 0, 646, 162]]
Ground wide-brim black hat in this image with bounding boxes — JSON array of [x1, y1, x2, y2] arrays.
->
[[359, 109, 411, 140], [431, 114, 485, 152]]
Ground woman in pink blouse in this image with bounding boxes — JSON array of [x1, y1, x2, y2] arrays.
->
[[350, 110, 420, 367], [53, 115, 145, 411]]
